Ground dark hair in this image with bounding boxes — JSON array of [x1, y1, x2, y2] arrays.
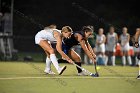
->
[[80, 26, 93, 37], [82, 26, 93, 32]]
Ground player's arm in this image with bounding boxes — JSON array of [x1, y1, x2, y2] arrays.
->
[[96, 37, 99, 45], [134, 30, 140, 48], [86, 41, 96, 59], [124, 34, 130, 45], [115, 33, 118, 44], [76, 34, 96, 63], [53, 31, 73, 63], [105, 34, 108, 44], [101, 35, 106, 44], [118, 35, 121, 43], [135, 30, 140, 42]]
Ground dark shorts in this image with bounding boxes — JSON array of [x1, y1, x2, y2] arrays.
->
[[62, 43, 72, 55]]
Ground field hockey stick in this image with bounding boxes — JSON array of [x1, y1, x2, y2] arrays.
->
[[72, 62, 98, 77], [94, 62, 99, 75], [94, 62, 99, 77], [58, 59, 99, 77]]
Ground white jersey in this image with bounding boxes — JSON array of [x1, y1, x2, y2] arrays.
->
[[96, 34, 105, 46], [106, 33, 117, 52], [107, 33, 117, 45], [139, 36, 140, 46], [96, 34, 105, 53], [120, 33, 129, 46], [35, 28, 61, 44], [120, 33, 130, 51]]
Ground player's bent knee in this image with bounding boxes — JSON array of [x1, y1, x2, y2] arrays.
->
[[48, 49, 55, 54], [73, 56, 81, 62]]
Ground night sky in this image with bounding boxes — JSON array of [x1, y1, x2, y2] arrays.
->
[[1, 0, 140, 51], [1, 0, 140, 35]]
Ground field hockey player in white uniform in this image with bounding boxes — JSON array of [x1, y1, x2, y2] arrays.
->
[[35, 25, 73, 75], [134, 28, 140, 79], [120, 27, 132, 66], [106, 26, 118, 66], [96, 28, 106, 65]]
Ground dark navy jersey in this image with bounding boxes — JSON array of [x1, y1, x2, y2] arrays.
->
[[63, 31, 85, 47], [62, 31, 85, 54], [63, 33, 79, 48]]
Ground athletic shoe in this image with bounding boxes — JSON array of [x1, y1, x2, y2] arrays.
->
[[44, 70, 55, 75], [78, 71, 88, 76], [137, 75, 140, 79], [58, 66, 67, 75]]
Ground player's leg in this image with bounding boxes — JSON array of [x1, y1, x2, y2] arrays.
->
[[126, 50, 132, 66], [110, 51, 115, 66], [69, 49, 87, 75], [122, 50, 126, 66], [39, 40, 66, 74], [137, 60, 140, 79], [137, 54, 140, 79], [105, 45, 109, 66], [110, 47, 116, 66], [135, 52, 139, 65], [101, 44, 106, 65], [96, 46, 102, 63], [69, 49, 81, 73], [105, 51, 109, 65], [134, 47, 140, 66], [84, 54, 89, 65], [44, 51, 55, 74]]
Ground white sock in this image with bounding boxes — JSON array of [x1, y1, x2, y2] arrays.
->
[[45, 57, 51, 72], [111, 56, 115, 66], [105, 56, 108, 65], [135, 57, 139, 65], [50, 54, 60, 71], [122, 56, 126, 66], [138, 60, 140, 75], [127, 56, 132, 65], [103, 55, 107, 65]]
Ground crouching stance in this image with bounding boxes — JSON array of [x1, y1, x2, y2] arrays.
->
[[35, 25, 73, 75], [61, 26, 96, 75]]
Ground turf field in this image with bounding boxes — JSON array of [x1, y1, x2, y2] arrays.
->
[[0, 61, 140, 93]]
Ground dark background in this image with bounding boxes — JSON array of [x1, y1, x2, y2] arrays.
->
[[1, 0, 140, 52]]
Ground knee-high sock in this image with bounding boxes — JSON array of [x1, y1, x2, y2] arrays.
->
[[104, 55, 108, 65], [122, 56, 126, 66], [138, 60, 140, 75], [111, 56, 115, 66], [45, 57, 51, 72], [75, 62, 82, 73], [50, 54, 60, 71], [135, 57, 139, 65], [127, 56, 132, 65]]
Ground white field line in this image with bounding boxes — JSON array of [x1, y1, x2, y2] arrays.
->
[[0, 76, 137, 80]]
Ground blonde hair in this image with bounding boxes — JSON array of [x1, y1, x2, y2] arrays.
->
[[44, 24, 56, 29], [61, 26, 73, 33]]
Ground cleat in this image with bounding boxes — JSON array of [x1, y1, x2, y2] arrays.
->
[[78, 71, 88, 76], [137, 75, 140, 79], [44, 70, 55, 75], [58, 66, 67, 75], [90, 73, 99, 77]]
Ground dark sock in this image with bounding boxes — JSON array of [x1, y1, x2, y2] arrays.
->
[[75, 62, 82, 73]]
